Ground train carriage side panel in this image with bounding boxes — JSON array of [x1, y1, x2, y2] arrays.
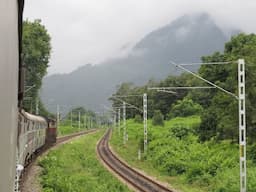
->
[[22, 111, 48, 154], [0, 0, 20, 191]]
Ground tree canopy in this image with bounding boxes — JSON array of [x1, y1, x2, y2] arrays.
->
[[22, 19, 51, 115], [110, 33, 256, 143]]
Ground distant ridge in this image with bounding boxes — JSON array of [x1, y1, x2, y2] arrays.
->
[[41, 13, 238, 112]]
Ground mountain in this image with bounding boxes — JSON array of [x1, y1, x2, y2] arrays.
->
[[41, 13, 238, 112]]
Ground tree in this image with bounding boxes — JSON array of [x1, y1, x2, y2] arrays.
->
[[22, 19, 51, 113], [168, 98, 202, 118], [196, 33, 256, 142], [198, 108, 218, 142]]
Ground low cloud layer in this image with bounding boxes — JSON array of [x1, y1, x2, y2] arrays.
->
[[24, 0, 256, 74]]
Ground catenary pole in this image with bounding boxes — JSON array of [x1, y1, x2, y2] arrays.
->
[[78, 111, 81, 130], [57, 105, 59, 126], [118, 108, 121, 136], [143, 93, 147, 152], [238, 59, 246, 192], [123, 102, 126, 144], [71, 109, 73, 128], [170, 59, 246, 192]]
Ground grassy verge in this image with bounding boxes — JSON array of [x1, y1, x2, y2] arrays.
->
[[57, 120, 91, 136], [110, 116, 256, 192], [39, 130, 132, 192]]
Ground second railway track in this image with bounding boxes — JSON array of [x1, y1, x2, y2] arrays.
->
[[97, 129, 174, 192]]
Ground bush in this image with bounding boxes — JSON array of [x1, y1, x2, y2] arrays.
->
[[198, 108, 218, 142], [247, 143, 256, 164], [134, 114, 142, 123], [152, 110, 164, 126], [171, 124, 195, 139], [169, 98, 202, 118]]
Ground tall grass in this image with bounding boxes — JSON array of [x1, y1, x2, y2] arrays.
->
[[39, 130, 132, 192], [110, 116, 256, 192]]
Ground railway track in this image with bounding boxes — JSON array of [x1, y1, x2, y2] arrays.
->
[[20, 128, 98, 192], [97, 129, 174, 192], [56, 129, 97, 144]]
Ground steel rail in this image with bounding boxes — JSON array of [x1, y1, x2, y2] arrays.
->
[[97, 129, 174, 192]]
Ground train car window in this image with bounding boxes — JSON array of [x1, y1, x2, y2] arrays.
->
[[27, 121, 30, 132], [18, 116, 21, 135], [22, 117, 25, 133]]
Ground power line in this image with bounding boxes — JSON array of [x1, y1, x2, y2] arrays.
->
[[177, 61, 234, 66]]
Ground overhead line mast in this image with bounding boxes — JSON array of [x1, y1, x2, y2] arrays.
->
[[167, 59, 246, 192], [111, 94, 148, 152]]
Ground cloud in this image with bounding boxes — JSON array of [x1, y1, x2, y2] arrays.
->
[[24, 0, 256, 74]]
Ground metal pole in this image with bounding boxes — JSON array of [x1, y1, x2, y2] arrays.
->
[[36, 98, 39, 115], [84, 115, 86, 129], [71, 109, 72, 128], [57, 105, 60, 130], [123, 102, 126, 145], [78, 111, 81, 130], [143, 93, 148, 153], [118, 108, 121, 136], [168, 59, 246, 192], [238, 59, 246, 192], [114, 113, 116, 129], [87, 116, 90, 129]]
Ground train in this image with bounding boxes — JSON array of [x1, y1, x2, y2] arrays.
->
[[16, 110, 57, 183], [0, 0, 58, 191]]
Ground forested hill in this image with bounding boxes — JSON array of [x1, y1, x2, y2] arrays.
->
[[41, 13, 238, 112]]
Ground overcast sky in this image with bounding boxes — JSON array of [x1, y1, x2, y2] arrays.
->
[[24, 0, 256, 75]]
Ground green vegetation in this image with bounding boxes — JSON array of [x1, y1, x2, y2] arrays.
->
[[110, 33, 256, 143], [193, 33, 256, 143], [152, 110, 164, 126], [134, 114, 142, 123], [111, 116, 256, 192], [22, 20, 51, 116], [108, 33, 256, 191], [58, 107, 105, 136], [39, 130, 132, 192], [57, 123, 84, 136], [169, 98, 202, 118]]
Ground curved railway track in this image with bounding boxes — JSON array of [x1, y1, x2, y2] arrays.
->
[[97, 129, 174, 192], [21, 128, 98, 191]]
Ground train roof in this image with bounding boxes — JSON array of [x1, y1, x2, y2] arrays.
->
[[20, 109, 47, 123]]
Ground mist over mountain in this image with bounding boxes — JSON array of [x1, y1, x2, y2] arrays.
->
[[41, 13, 238, 112]]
